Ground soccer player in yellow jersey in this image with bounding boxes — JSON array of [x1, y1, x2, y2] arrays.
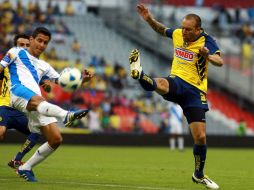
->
[[129, 4, 224, 189]]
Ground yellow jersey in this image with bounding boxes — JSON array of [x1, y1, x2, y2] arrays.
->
[[166, 28, 220, 93], [0, 67, 11, 106]]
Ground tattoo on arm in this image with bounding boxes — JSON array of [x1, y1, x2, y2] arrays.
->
[[147, 17, 167, 36]]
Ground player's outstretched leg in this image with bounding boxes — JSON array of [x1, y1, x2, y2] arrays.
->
[[36, 101, 89, 127], [192, 173, 219, 189], [129, 49, 143, 79], [129, 49, 157, 91], [64, 109, 89, 127]]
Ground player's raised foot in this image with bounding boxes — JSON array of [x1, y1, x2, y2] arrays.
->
[[129, 49, 142, 79], [64, 109, 89, 127], [17, 169, 37, 182], [8, 160, 24, 169], [192, 173, 219, 189]]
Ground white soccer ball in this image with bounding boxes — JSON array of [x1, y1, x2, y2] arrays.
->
[[58, 67, 82, 92]]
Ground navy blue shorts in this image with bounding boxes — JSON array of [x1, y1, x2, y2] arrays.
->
[[162, 76, 208, 123], [0, 106, 30, 135]]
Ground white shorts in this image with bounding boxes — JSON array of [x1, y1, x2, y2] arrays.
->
[[27, 111, 58, 134], [10, 85, 57, 133]]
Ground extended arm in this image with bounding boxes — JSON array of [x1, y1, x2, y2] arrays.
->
[[207, 54, 224, 67], [137, 4, 168, 36]]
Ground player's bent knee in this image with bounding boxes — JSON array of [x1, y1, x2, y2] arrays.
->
[[48, 136, 63, 149], [53, 136, 63, 145], [155, 78, 169, 94], [195, 134, 206, 144]]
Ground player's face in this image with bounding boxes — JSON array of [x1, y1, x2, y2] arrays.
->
[[16, 38, 30, 48], [29, 33, 50, 57], [181, 18, 201, 43]]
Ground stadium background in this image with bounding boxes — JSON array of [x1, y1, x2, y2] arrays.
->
[[1, 0, 254, 147]]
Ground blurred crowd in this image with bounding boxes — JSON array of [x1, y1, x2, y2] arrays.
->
[[0, 0, 75, 59]]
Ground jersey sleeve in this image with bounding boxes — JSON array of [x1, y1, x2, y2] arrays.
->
[[205, 36, 220, 55], [0, 47, 18, 68], [165, 27, 177, 38], [42, 61, 60, 80]]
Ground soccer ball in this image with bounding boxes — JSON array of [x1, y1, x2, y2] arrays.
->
[[58, 67, 82, 92]]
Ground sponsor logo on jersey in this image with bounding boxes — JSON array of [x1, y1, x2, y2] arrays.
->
[[175, 48, 194, 61]]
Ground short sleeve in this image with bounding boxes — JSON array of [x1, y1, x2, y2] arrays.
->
[[0, 47, 18, 68], [205, 36, 220, 55], [165, 28, 176, 38], [42, 61, 60, 80]]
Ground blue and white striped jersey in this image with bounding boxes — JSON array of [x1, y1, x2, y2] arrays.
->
[[0, 47, 59, 96]]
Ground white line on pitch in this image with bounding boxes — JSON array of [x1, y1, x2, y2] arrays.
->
[[0, 178, 188, 190], [53, 181, 184, 190]]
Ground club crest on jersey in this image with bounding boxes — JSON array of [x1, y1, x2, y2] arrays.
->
[[175, 48, 194, 61]]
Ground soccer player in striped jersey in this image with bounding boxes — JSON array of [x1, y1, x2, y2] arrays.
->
[[0, 34, 41, 169], [0, 27, 93, 182], [129, 4, 224, 189]]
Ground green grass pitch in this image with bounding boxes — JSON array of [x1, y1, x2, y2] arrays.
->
[[0, 145, 253, 190]]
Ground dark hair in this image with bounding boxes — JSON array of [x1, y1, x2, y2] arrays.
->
[[13, 33, 30, 46], [184, 14, 202, 28], [32, 27, 51, 40]]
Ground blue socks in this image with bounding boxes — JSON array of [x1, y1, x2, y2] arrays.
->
[[138, 71, 157, 91], [14, 133, 40, 161], [193, 144, 207, 178]]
